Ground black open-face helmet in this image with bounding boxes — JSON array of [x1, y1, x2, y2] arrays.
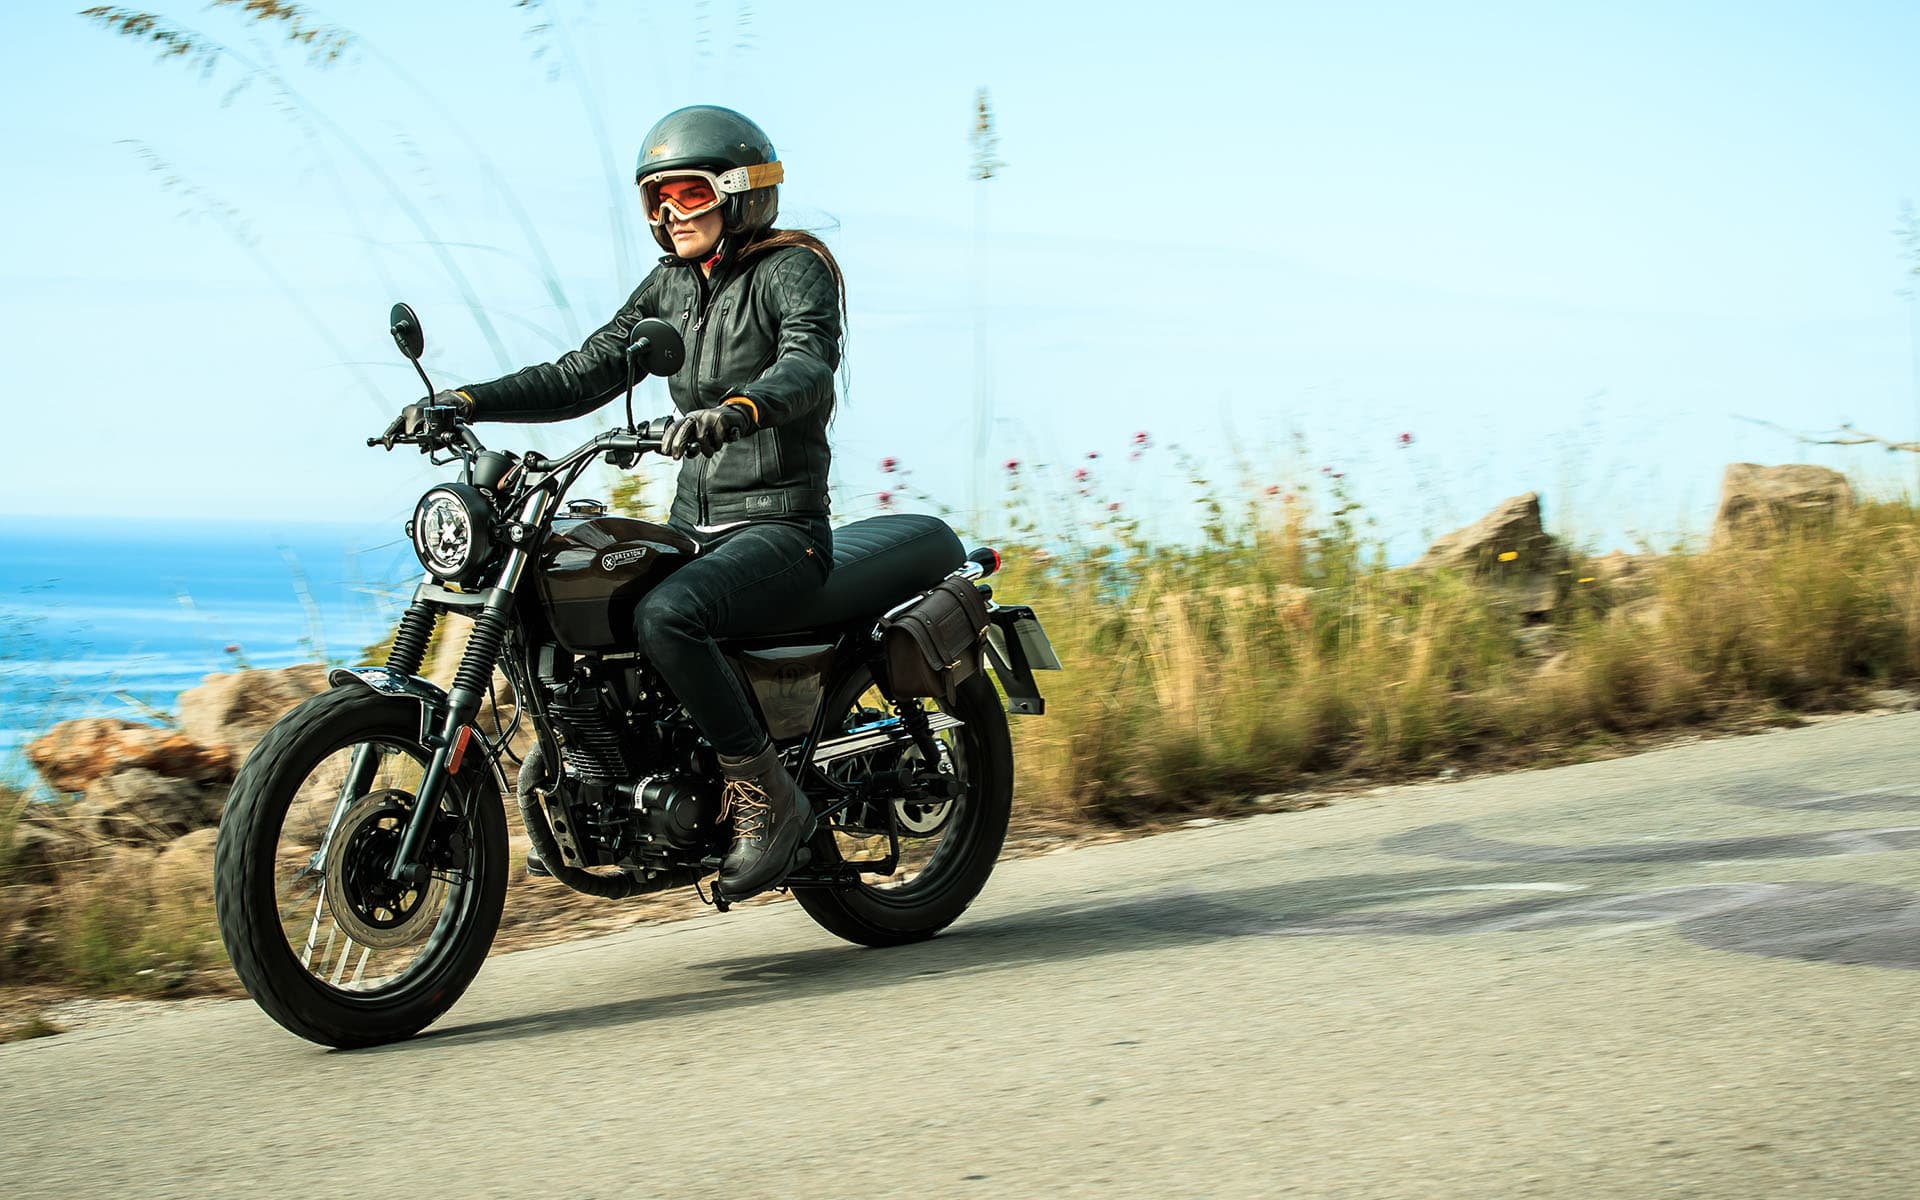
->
[[635, 105, 782, 254]]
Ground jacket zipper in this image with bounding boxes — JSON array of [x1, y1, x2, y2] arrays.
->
[[690, 264, 744, 526], [687, 264, 712, 525]]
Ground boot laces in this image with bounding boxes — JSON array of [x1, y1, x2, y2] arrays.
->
[[720, 778, 774, 841]]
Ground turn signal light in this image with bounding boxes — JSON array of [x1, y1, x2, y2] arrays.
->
[[968, 547, 1002, 577]]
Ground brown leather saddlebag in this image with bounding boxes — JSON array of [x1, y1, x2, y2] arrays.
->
[[877, 577, 992, 703]]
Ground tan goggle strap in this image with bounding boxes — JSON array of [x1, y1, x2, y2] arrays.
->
[[715, 161, 784, 193]]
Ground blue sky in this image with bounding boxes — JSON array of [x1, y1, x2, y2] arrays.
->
[[4, 0, 1919, 558]]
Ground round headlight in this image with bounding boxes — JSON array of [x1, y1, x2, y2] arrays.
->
[[411, 484, 493, 581]]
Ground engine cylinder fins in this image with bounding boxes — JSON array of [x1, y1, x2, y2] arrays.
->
[[546, 695, 633, 784]]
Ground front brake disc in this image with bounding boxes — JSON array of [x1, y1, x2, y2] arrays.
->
[[323, 789, 448, 950]]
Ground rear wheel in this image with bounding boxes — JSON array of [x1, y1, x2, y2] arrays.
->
[[795, 667, 1012, 947], [214, 688, 507, 1048]]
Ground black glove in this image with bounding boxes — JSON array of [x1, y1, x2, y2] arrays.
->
[[381, 390, 472, 447], [663, 402, 755, 459]]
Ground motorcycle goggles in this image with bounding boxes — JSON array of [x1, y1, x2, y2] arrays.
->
[[638, 163, 785, 226]]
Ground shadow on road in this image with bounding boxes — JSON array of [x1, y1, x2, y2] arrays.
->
[[411, 839, 1920, 1053]]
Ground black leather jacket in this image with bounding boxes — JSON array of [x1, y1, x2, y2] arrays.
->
[[459, 244, 841, 529]]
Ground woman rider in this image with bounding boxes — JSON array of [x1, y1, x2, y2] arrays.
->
[[392, 105, 843, 900]]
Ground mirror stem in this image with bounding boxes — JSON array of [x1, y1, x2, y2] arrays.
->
[[408, 357, 438, 404], [623, 337, 650, 433]]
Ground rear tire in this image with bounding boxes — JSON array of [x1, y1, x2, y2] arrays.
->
[[214, 688, 507, 1048], [795, 668, 1012, 947]]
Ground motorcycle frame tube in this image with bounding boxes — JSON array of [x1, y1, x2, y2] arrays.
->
[[387, 486, 555, 883]]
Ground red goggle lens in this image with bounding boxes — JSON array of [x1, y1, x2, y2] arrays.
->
[[642, 175, 722, 223]]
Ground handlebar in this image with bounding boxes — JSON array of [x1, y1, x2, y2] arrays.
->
[[371, 411, 678, 479], [521, 423, 670, 474]]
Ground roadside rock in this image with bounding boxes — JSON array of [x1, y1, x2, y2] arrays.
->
[[1711, 463, 1853, 548], [176, 665, 329, 767], [26, 718, 229, 795], [97, 844, 158, 894], [1865, 687, 1920, 712], [151, 828, 220, 909], [1410, 492, 1567, 617], [1590, 550, 1658, 589], [71, 769, 224, 845], [6, 816, 88, 885]]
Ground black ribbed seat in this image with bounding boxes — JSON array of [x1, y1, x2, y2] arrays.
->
[[751, 513, 963, 635]]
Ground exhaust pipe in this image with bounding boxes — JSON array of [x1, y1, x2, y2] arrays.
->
[[810, 711, 964, 766]]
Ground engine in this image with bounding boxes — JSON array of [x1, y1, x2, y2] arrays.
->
[[534, 647, 723, 866]]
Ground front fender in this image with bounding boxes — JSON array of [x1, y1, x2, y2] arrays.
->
[[328, 666, 449, 746]]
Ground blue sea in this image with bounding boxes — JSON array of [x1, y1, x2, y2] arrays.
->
[[0, 516, 419, 785]]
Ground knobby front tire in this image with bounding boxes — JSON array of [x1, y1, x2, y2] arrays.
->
[[214, 688, 507, 1049]]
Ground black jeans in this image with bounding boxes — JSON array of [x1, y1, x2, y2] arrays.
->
[[634, 516, 833, 758]]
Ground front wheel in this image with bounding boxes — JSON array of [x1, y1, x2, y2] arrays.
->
[[214, 687, 507, 1048], [795, 667, 1013, 947]]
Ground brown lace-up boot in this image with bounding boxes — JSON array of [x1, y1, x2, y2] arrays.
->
[[716, 742, 814, 899]]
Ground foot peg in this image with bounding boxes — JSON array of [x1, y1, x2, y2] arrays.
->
[[706, 842, 814, 911]]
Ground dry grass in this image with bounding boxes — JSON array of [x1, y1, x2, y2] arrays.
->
[[0, 784, 228, 1000], [999, 495, 1920, 821]]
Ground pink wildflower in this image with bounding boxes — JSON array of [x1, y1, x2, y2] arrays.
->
[[1086, 450, 1100, 460], [1396, 432, 1413, 447], [1132, 431, 1149, 447], [1108, 501, 1122, 512], [1004, 458, 1019, 472], [1264, 484, 1280, 496], [880, 456, 898, 473], [1072, 467, 1089, 482], [877, 490, 894, 510]]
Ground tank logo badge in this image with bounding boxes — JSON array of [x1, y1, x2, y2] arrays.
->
[[600, 547, 651, 571]]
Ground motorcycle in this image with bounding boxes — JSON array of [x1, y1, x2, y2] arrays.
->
[[213, 304, 1061, 1048]]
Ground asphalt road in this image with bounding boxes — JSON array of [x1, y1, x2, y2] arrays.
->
[[7, 711, 1920, 1199]]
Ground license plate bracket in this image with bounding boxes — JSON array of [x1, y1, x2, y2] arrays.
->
[[983, 605, 1061, 716]]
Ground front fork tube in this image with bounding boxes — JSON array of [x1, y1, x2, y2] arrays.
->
[[387, 489, 551, 884], [313, 744, 383, 870]]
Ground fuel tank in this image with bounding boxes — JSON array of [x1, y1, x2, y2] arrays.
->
[[536, 515, 698, 652]]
